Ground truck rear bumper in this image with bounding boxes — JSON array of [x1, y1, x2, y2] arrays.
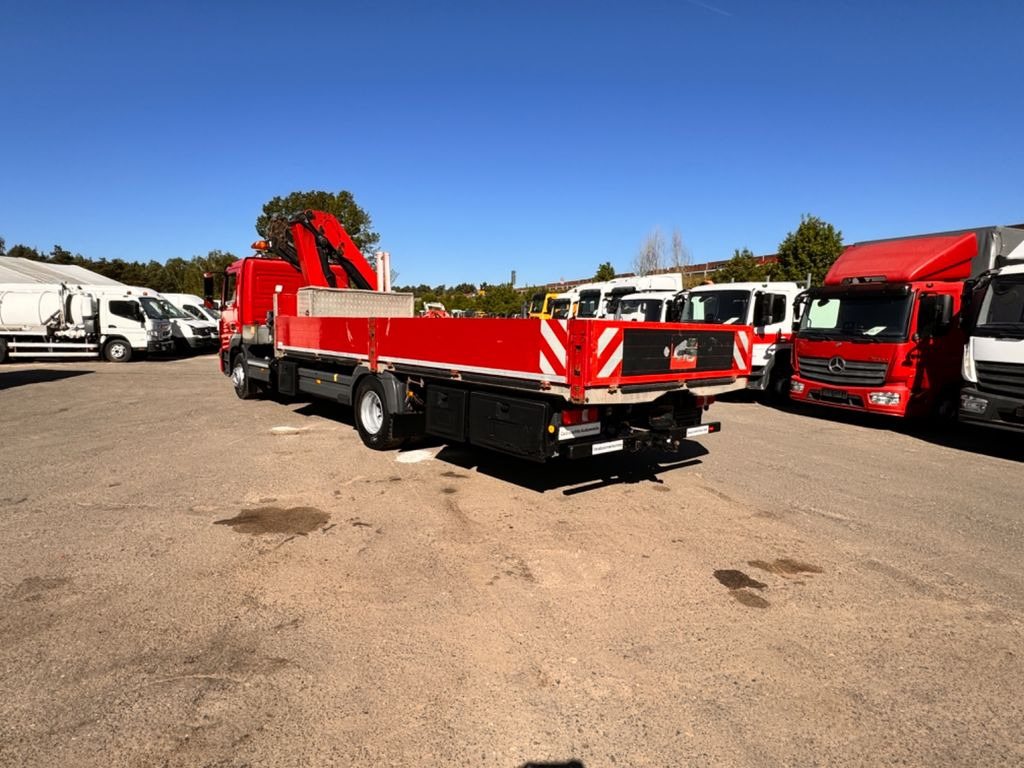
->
[[561, 422, 721, 459], [959, 386, 1024, 432], [789, 376, 910, 417]]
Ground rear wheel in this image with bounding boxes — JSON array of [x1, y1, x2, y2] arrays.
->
[[104, 338, 133, 363], [354, 376, 405, 450], [231, 353, 258, 399]]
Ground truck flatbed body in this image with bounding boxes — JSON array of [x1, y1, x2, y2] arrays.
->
[[275, 313, 752, 404]]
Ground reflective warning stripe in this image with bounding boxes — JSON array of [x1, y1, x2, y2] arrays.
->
[[733, 329, 751, 370], [539, 319, 568, 378], [595, 326, 624, 379]]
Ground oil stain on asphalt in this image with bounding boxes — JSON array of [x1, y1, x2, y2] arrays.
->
[[713, 569, 769, 609], [214, 507, 330, 535], [713, 570, 767, 590]]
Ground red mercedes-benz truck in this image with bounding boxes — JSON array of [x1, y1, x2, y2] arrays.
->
[[789, 227, 1016, 419], [214, 210, 754, 461]]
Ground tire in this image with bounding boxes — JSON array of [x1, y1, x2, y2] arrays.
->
[[104, 338, 133, 363], [354, 375, 405, 450], [0, 338, 8, 364], [231, 353, 258, 400]]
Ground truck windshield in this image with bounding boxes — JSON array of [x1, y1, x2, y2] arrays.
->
[[799, 293, 913, 341], [144, 297, 189, 319], [550, 299, 571, 318], [616, 298, 663, 322], [528, 293, 545, 314], [603, 288, 635, 317], [683, 290, 750, 324], [975, 276, 1024, 337], [577, 290, 601, 318], [138, 297, 171, 320]]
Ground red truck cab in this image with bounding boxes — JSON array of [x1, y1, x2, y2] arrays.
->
[[789, 231, 977, 418]]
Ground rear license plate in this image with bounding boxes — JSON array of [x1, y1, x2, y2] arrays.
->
[[591, 439, 624, 455]]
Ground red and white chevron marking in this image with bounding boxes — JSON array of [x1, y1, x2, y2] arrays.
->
[[733, 328, 752, 371], [595, 325, 624, 379], [539, 318, 568, 377]]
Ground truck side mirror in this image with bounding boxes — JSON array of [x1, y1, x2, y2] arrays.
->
[[203, 273, 215, 308], [918, 294, 954, 338], [753, 293, 771, 326]]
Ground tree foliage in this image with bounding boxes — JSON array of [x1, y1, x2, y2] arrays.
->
[[594, 262, 615, 281], [670, 228, 690, 272], [256, 189, 380, 253], [633, 228, 665, 276], [714, 248, 767, 283], [776, 214, 843, 285]]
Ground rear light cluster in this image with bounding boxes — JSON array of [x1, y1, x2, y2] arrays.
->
[[561, 407, 599, 425]]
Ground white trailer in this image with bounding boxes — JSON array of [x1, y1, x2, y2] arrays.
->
[[0, 283, 173, 363], [682, 281, 804, 395]]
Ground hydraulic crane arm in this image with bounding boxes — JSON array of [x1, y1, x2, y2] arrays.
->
[[259, 210, 379, 291]]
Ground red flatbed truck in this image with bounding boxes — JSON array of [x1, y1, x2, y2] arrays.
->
[[216, 211, 753, 461], [789, 227, 1011, 419]]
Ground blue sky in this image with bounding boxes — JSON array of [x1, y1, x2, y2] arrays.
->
[[2, 0, 1022, 286]]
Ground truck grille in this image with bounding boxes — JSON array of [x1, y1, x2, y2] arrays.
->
[[797, 355, 887, 386], [976, 361, 1024, 399]]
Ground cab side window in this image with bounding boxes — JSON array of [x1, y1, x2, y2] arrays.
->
[[183, 304, 205, 320], [109, 300, 140, 322], [224, 273, 238, 305]]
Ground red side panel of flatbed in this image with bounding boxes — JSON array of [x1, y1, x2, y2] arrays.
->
[[275, 315, 752, 400]]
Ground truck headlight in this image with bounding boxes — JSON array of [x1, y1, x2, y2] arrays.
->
[[961, 344, 977, 383], [868, 392, 901, 406], [147, 330, 159, 338], [790, 380, 805, 394], [960, 394, 988, 414]]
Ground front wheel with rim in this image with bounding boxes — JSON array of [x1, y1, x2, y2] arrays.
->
[[354, 376, 405, 450], [231, 353, 258, 399], [104, 339, 133, 363]]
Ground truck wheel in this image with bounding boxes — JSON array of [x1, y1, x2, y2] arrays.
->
[[231, 353, 258, 399], [354, 376, 405, 451], [0, 339, 8, 364], [104, 339, 133, 363]]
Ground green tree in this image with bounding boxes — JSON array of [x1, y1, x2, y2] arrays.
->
[[256, 189, 380, 253], [714, 248, 767, 283], [6, 244, 42, 261], [594, 261, 615, 281], [776, 214, 843, 285], [0, 236, 6, 256]]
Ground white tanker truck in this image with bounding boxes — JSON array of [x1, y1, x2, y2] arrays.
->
[[0, 282, 173, 363]]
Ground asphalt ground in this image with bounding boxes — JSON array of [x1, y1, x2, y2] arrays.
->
[[1, 356, 1022, 767]]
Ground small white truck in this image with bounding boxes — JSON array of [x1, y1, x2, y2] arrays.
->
[[613, 290, 686, 323], [682, 281, 804, 395], [153, 293, 219, 352], [0, 282, 173, 363], [573, 274, 685, 320]]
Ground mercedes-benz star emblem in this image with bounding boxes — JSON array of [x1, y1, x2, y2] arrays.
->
[[827, 356, 846, 374]]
